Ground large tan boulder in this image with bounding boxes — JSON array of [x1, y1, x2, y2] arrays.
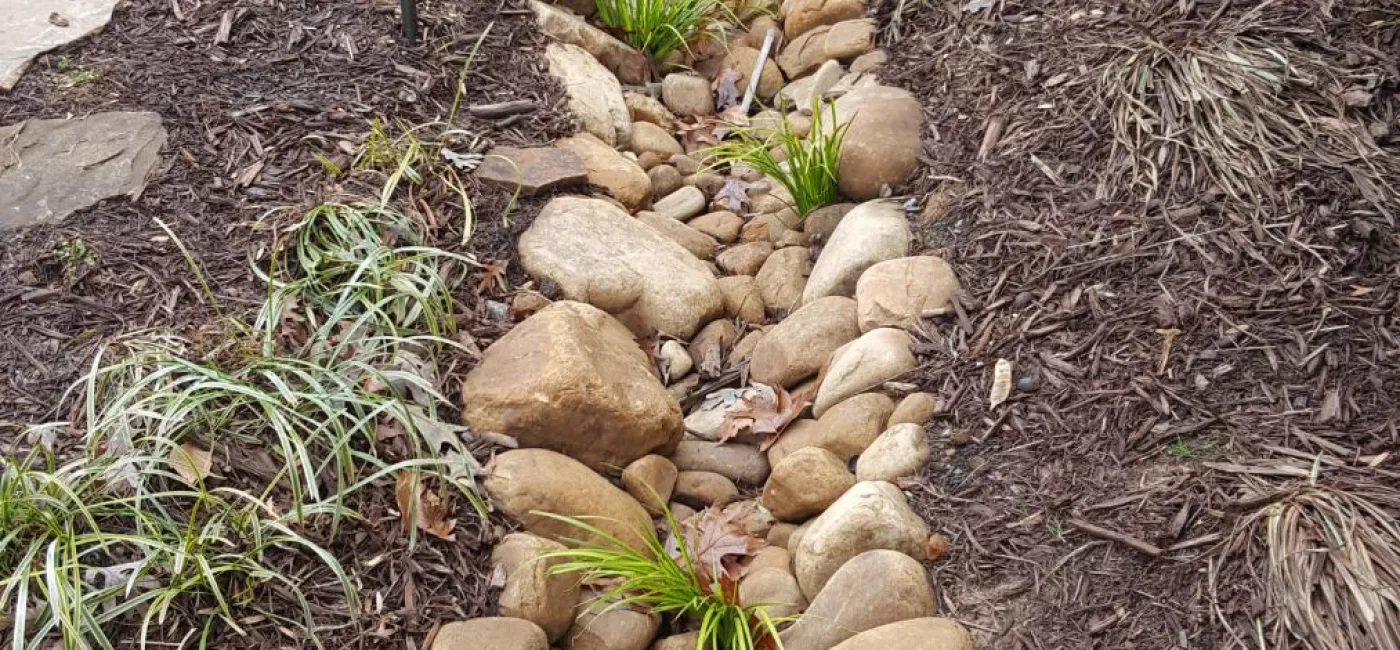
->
[[781, 550, 936, 650], [812, 328, 917, 417], [826, 86, 923, 199], [854, 423, 930, 482], [830, 618, 974, 650], [813, 392, 895, 460], [460, 301, 683, 470], [555, 133, 652, 209], [761, 446, 854, 521], [855, 256, 959, 332], [432, 618, 549, 650], [484, 449, 654, 551], [492, 534, 582, 641], [518, 197, 723, 338], [532, 2, 647, 84], [545, 43, 631, 148], [803, 200, 910, 303], [784, 0, 867, 39], [776, 19, 875, 79], [888, 392, 938, 426], [749, 296, 859, 387], [792, 481, 929, 597]]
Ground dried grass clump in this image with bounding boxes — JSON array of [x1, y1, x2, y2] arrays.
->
[[1100, 6, 1397, 210], [1221, 477, 1400, 650]]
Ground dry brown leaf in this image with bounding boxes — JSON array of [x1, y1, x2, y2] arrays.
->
[[670, 505, 765, 596], [170, 441, 213, 484], [473, 258, 509, 296], [395, 471, 457, 541], [989, 358, 1013, 409], [926, 533, 950, 562]]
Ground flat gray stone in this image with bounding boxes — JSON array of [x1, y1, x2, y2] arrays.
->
[[1, 0, 120, 91], [0, 112, 166, 229], [474, 146, 588, 194]]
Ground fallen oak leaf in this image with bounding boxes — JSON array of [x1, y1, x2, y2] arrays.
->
[[715, 177, 762, 212], [678, 118, 723, 151], [169, 441, 213, 485], [714, 68, 742, 110], [668, 504, 765, 592], [395, 471, 458, 541]]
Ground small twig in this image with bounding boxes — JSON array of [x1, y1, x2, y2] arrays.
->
[[1068, 519, 1163, 557], [739, 28, 775, 114], [465, 100, 536, 119]]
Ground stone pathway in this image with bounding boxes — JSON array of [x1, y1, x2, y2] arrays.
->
[[453, 1, 974, 649], [0, 0, 121, 91]]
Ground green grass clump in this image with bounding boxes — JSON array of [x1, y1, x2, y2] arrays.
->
[[595, 0, 725, 62], [538, 509, 785, 650], [705, 100, 848, 217]]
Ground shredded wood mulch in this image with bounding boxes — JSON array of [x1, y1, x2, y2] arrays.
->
[[881, 1, 1399, 648], [0, 0, 568, 646]]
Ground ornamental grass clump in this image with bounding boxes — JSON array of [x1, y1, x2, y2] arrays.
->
[[705, 99, 848, 217]]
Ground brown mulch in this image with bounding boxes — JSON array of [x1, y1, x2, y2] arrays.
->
[[0, 0, 569, 647], [879, 1, 1400, 648]]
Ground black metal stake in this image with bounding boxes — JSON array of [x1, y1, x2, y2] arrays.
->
[[401, 0, 419, 45]]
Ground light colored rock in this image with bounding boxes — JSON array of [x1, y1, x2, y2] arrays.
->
[[625, 92, 679, 130], [827, 85, 922, 199], [653, 186, 707, 221], [855, 423, 929, 481], [671, 440, 770, 485], [740, 15, 785, 50], [731, 328, 766, 365], [814, 393, 895, 460], [688, 210, 743, 243], [673, 471, 739, 507], [803, 200, 910, 303], [889, 392, 938, 426], [784, 0, 866, 38], [830, 618, 973, 650], [782, 550, 936, 650], [855, 256, 959, 332], [546, 43, 631, 147], [780, 59, 844, 107], [647, 164, 683, 199], [636, 151, 663, 171], [725, 46, 784, 99], [0, 0, 120, 91], [762, 447, 854, 521], [661, 73, 715, 117], [742, 212, 800, 245], [791, 482, 929, 597], [532, 1, 647, 84], [749, 296, 859, 387], [716, 242, 775, 276], [787, 112, 813, 138], [461, 301, 683, 470], [749, 110, 786, 141], [0, 112, 166, 229], [659, 339, 694, 381], [751, 546, 793, 573], [849, 49, 887, 74], [651, 632, 700, 650], [754, 246, 809, 316], [787, 520, 813, 553], [765, 419, 823, 468], [518, 197, 722, 338], [622, 454, 679, 514], [669, 502, 698, 523], [813, 328, 917, 417], [669, 154, 700, 175], [493, 534, 581, 641], [629, 121, 684, 157], [729, 499, 777, 537], [555, 133, 652, 208], [776, 19, 876, 78], [803, 203, 856, 241], [485, 449, 654, 551], [637, 210, 717, 259], [475, 146, 588, 195], [716, 275, 767, 323], [685, 171, 726, 196], [740, 567, 808, 618], [689, 318, 737, 376], [568, 595, 660, 650], [766, 523, 799, 548], [433, 618, 549, 650]]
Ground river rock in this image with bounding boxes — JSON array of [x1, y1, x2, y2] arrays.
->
[[568, 595, 660, 650], [776, 19, 876, 78], [725, 45, 784, 99], [784, 0, 865, 38], [485, 449, 654, 550], [731, 328, 766, 365], [765, 419, 823, 467], [791, 482, 929, 597], [629, 121, 684, 157], [688, 210, 743, 243], [803, 203, 854, 241], [673, 471, 739, 507], [849, 49, 887, 74], [855, 423, 929, 481], [474, 146, 588, 195], [432, 618, 549, 650], [827, 85, 922, 199], [625, 92, 678, 130], [653, 186, 707, 221], [812, 328, 916, 417], [671, 440, 770, 485], [518, 197, 722, 338], [803, 200, 910, 303], [652, 633, 700, 650], [0, 112, 167, 229], [739, 567, 807, 618], [461, 301, 683, 469], [762, 447, 854, 521], [716, 275, 767, 323], [546, 43, 631, 147], [751, 546, 793, 573], [637, 210, 717, 259], [749, 296, 859, 387], [779, 59, 844, 107], [532, 2, 647, 84], [767, 522, 798, 548], [716, 242, 775, 276], [689, 318, 737, 376], [830, 618, 973, 650], [555, 133, 652, 208], [648, 164, 683, 199], [622, 454, 679, 514], [493, 534, 581, 641], [889, 392, 938, 426], [661, 73, 715, 117], [781, 550, 936, 650], [754, 246, 808, 316], [686, 171, 726, 196], [658, 339, 694, 382], [814, 393, 895, 460], [855, 256, 959, 331]]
